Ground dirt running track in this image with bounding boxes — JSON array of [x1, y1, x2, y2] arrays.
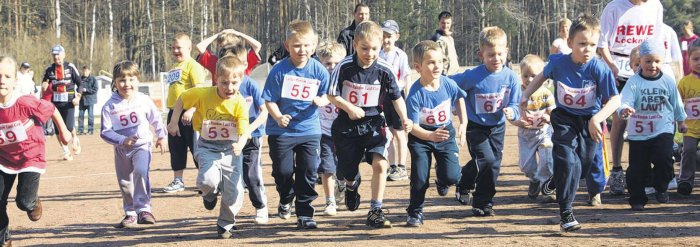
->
[[6, 125, 700, 246]]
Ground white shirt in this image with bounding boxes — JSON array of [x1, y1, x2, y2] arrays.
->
[[598, 0, 664, 55], [15, 71, 36, 97], [552, 38, 572, 55], [379, 47, 411, 90]]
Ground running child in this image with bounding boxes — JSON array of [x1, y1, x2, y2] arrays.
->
[[450, 26, 522, 216], [196, 29, 262, 84], [262, 20, 329, 229], [521, 14, 620, 232], [404, 40, 467, 227], [0, 56, 72, 246], [100, 61, 167, 227], [328, 21, 412, 228], [167, 55, 250, 238], [316, 41, 346, 216], [677, 39, 700, 195], [509, 54, 554, 201], [618, 39, 686, 210], [380, 20, 411, 182], [162, 33, 206, 193]]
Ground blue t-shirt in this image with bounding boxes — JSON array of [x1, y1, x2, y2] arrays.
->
[[239, 76, 265, 137], [450, 65, 522, 126], [543, 54, 618, 116], [407, 76, 467, 129], [262, 58, 329, 136], [328, 54, 402, 122]]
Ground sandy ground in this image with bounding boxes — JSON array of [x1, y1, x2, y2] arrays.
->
[[5, 125, 700, 246]]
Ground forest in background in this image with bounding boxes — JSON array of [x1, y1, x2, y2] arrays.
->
[[0, 0, 697, 81]]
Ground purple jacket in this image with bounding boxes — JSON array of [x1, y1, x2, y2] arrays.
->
[[100, 92, 166, 147]]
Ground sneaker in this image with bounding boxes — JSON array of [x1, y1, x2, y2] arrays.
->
[[630, 204, 645, 211], [334, 179, 346, 204], [217, 225, 237, 239], [72, 136, 81, 155], [117, 215, 137, 228], [255, 207, 269, 224], [587, 193, 601, 206], [387, 165, 408, 181], [296, 216, 318, 229], [471, 207, 495, 217], [528, 181, 540, 199], [559, 210, 581, 232], [540, 194, 557, 203], [677, 181, 693, 195], [541, 176, 556, 197], [366, 208, 392, 228], [137, 211, 156, 224], [62, 152, 73, 161], [655, 192, 669, 203], [1, 230, 10, 247], [645, 187, 657, 195], [27, 199, 42, 221], [162, 179, 185, 193], [435, 180, 449, 197], [203, 196, 218, 211], [345, 178, 362, 211], [278, 203, 292, 220], [324, 201, 338, 216], [455, 186, 472, 205], [406, 213, 424, 227], [668, 177, 678, 190], [608, 170, 626, 195], [77, 131, 85, 135]]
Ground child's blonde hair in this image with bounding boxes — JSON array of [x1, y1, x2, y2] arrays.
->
[[519, 54, 545, 74], [559, 18, 572, 31], [216, 32, 244, 48], [316, 41, 346, 59], [173, 33, 192, 45], [354, 21, 383, 42], [286, 20, 317, 41], [629, 45, 641, 72], [217, 44, 248, 62], [0, 56, 17, 78], [216, 55, 246, 81], [568, 14, 600, 40], [412, 40, 442, 65], [111, 60, 140, 92], [479, 26, 507, 48]]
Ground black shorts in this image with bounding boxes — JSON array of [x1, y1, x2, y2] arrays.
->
[[54, 105, 75, 132], [383, 92, 405, 130], [616, 77, 628, 93], [332, 115, 390, 176]]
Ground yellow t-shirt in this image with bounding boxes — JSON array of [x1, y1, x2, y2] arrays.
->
[[678, 74, 700, 138], [166, 58, 205, 108], [180, 87, 249, 137], [521, 86, 555, 129]]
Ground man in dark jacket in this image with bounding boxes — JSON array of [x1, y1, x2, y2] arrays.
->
[[77, 66, 98, 135], [336, 3, 370, 56]]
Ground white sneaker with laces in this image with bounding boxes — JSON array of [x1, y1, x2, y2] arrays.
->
[[255, 207, 269, 224], [324, 201, 338, 216], [162, 179, 185, 193]]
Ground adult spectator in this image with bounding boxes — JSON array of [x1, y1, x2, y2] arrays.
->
[[77, 66, 98, 135], [337, 3, 370, 55], [16, 62, 36, 96], [680, 20, 699, 76], [430, 11, 460, 75]]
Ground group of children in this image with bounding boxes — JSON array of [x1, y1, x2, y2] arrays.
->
[[2, 4, 700, 245]]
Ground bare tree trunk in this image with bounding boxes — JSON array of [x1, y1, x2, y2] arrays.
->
[[89, 1, 96, 69], [108, 0, 114, 63], [147, 0, 156, 79], [55, 0, 61, 39]]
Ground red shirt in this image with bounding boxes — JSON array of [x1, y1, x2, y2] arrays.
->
[[197, 49, 261, 85], [0, 95, 55, 174], [681, 34, 699, 76]]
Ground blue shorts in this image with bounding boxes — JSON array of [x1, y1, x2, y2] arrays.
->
[[317, 135, 337, 174]]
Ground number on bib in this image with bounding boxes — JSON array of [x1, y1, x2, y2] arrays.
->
[[556, 82, 596, 109], [109, 107, 142, 131], [341, 80, 381, 107], [53, 92, 69, 102], [685, 97, 700, 120], [167, 69, 183, 84], [626, 113, 662, 136], [281, 75, 320, 101], [419, 100, 451, 126], [475, 90, 505, 114], [613, 54, 633, 79], [319, 105, 339, 122], [201, 120, 238, 142], [0, 121, 29, 146], [524, 110, 546, 127]]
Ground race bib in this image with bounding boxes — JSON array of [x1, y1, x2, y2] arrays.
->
[[685, 97, 700, 120], [166, 69, 183, 84], [281, 75, 320, 101], [419, 100, 451, 126], [341, 80, 381, 107], [52, 92, 69, 102], [556, 82, 596, 109], [109, 107, 142, 131], [245, 96, 254, 111], [319, 104, 339, 122], [524, 110, 546, 128], [201, 120, 238, 142], [613, 54, 634, 79], [682, 41, 688, 51], [626, 113, 663, 136], [475, 90, 505, 114], [0, 120, 29, 146]]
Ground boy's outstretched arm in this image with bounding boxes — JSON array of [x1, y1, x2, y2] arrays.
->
[[590, 95, 621, 143], [226, 29, 262, 55], [392, 97, 413, 132], [328, 95, 365, 120]]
